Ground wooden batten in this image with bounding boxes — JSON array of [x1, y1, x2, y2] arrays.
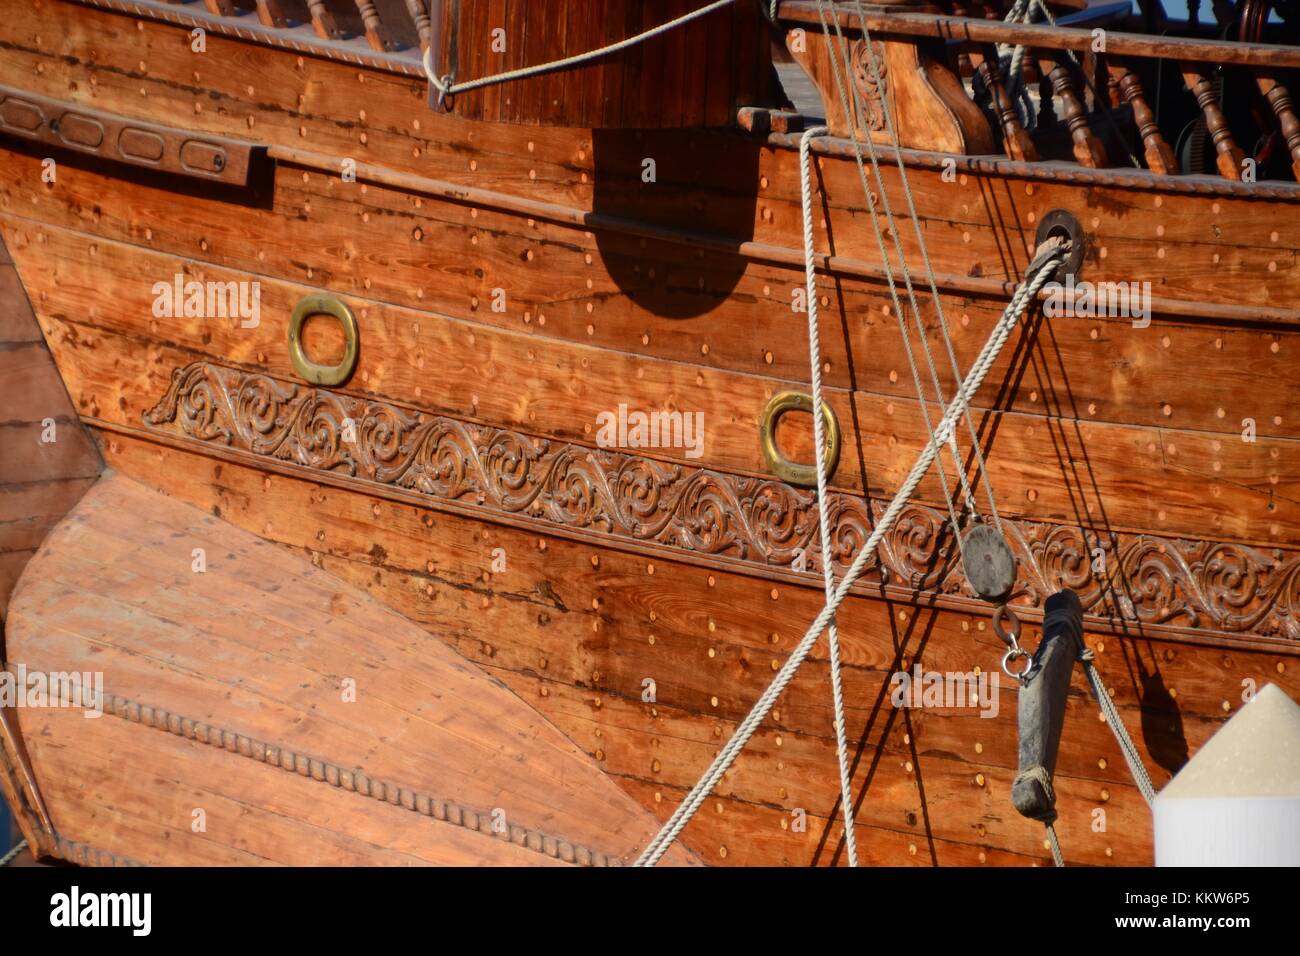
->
[[430, 0, 777, 127]]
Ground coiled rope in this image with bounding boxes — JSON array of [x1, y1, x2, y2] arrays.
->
[[634, 242, 1066, 867], [422, 0, 738, 100]]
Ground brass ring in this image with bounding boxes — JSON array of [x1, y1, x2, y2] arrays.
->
[[759, 390, 841, 488], [288, 294, 359, 386]]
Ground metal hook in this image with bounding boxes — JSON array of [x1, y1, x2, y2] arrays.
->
[[991, 603, 1023, 650]]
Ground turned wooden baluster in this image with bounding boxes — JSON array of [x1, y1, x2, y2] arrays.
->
[[1181, 65, 1247, 179], [1106, 58, 1179, 174], [306, 0, 341, 40], [403, 0, 432, 51], [254, 0, 288, 29], [972, 45, 1038, 161], [1257, 72, 1300, 181], [1037, 52, 1108, 167], [201, 0, 238, 14], [354, 0, 393, 52]]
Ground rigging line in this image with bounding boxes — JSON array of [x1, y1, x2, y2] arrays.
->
[[816, 0, 991, 527], [807, 0, 972, 554], [634, 245, 1066, 866], [1080, 650, 1157, 805], [848, 0, 1008, 535], [0, 839, 27, 868], [800, 124, 860, 868], [1045, 821, 1065, 866], [422, 0, 736, 98]]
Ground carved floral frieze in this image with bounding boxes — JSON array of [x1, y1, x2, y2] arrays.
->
[[143, 361, 1300, 641]]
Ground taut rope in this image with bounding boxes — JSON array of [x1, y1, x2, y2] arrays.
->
[[634, 243, 1066, 866], [423, 0, 737, 101]]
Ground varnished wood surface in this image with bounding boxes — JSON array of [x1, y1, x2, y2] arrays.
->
[[1, 0, 1298, 867], [0, 233, 100, 623], [432, 0, 777, 128], [83, 432, 1300, 866], [6, 473, 697, 866], [8, 217, 1298, 558]]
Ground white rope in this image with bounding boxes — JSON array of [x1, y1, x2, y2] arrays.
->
[[634, 245, 1065, 866], [0, 839, 27, 867], [1081, 651, 1157, 805], [423, 0, 737, 98], [1046, 822, 1065, 866], [846, 1, 1007, 534], [807, 1, 971, 554], [799, 125, 859, 867]]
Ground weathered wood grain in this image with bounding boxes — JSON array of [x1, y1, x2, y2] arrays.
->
[[7, 473, 698, 865], [87, 432, 1300, 865], [0, 232, 101, 624], [15, 229, 1298, 551]]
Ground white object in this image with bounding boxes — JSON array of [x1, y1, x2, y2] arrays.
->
[[1154, 683, 1300, 866]]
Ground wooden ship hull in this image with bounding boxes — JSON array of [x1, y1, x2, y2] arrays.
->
[[1, 0, 1299, 866]]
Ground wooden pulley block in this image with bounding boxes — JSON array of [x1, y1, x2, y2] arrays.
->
[[961, 522, 1016, 603]]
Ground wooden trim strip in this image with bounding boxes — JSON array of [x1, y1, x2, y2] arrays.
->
[[266, 145, 1300, 326], [49, 833, 143, 867], [106, 359, 1300, 655], [0, 83, 263, 186], [778, 3, 1300, 70], [95, 691, 620, 866], [768, 127, 1300, 201]]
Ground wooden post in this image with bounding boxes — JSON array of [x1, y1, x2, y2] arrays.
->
[[1257, 73, 1300, 182], [1181, 65, 1247, 180], [971, 44, 1038, 161], [1154, 684, 1300, 866], [305, 1, 341, 41], [254, 0, 288, 30], [403, 0, 432, 52], [354, 0, 392, 53], [1038, 51, 1108, 168], [1107, 57, 1178, 174]]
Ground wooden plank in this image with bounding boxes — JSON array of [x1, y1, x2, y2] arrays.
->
[[28, 705, 568, 866], [92, 432, 1298, 866], [6, 472, 698, 865], [0, 269, 38, 343], [16, 228, 1300, 549], [2, 140, 1296, 452]]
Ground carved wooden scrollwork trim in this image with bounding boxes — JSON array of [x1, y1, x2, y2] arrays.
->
[[143, 361, 1300, 645]]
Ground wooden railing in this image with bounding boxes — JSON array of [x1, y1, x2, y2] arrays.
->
[[777, 0, 1300, 182], [66, 0, 1300, 181]]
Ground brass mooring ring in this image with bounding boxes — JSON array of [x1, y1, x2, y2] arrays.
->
[[759, 390, 841, 488], [288, 294, 359, 387]]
